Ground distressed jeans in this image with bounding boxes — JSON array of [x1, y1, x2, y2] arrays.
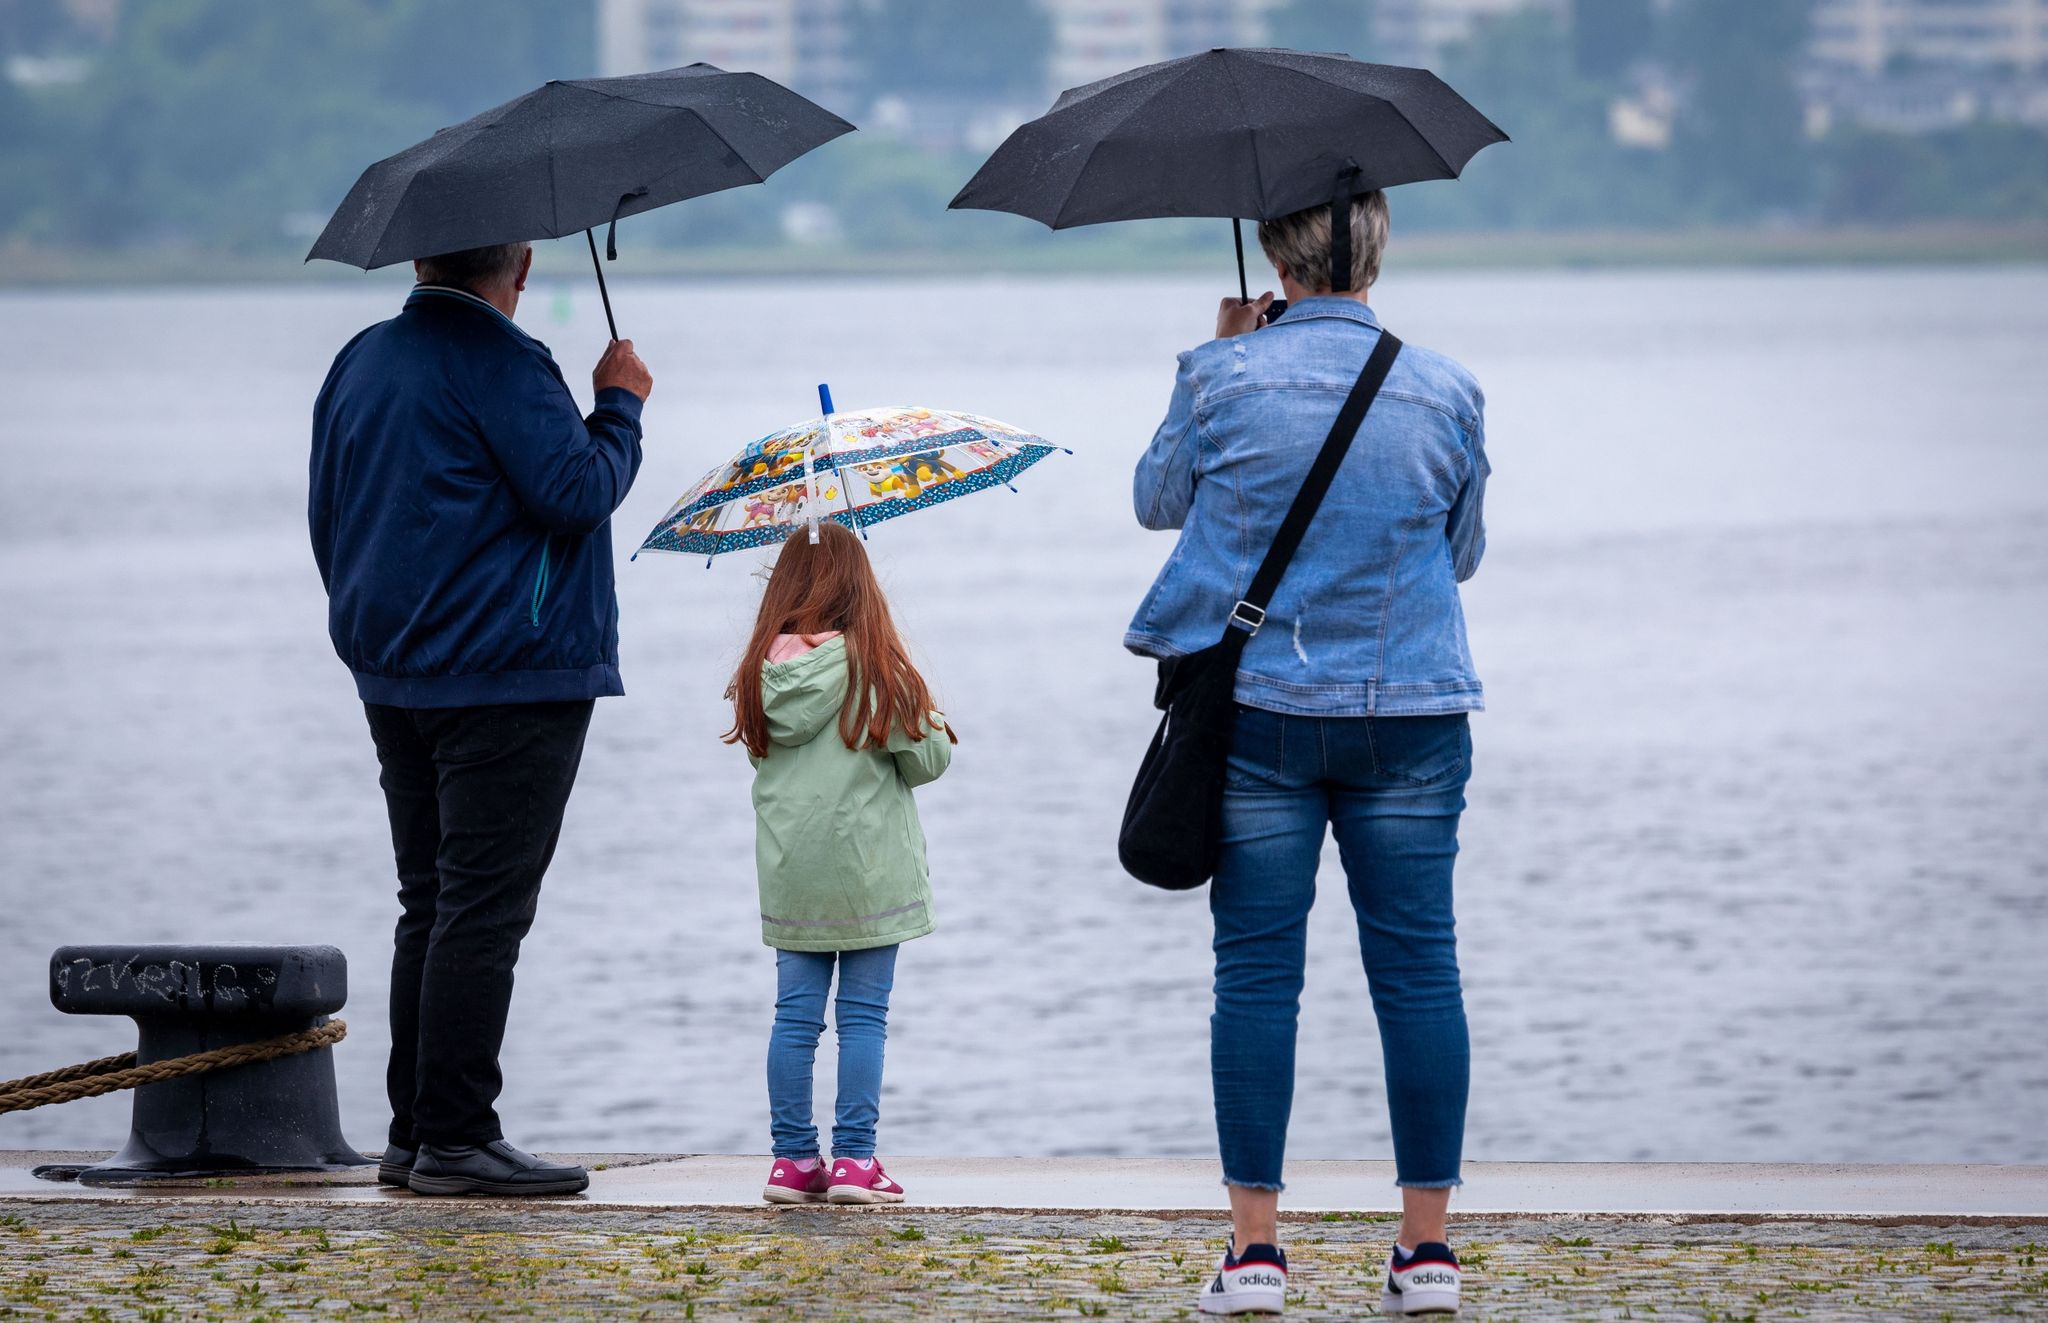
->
[[767, 944, 899, 1160], [1211, 706, 1472, 1190]]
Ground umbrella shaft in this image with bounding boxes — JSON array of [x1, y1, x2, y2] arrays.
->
[[586, 229, 619, 341], [1233, 218, 1248, 303]]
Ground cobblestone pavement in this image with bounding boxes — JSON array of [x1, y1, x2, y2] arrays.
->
[[1, 1203, 2042, 1320]]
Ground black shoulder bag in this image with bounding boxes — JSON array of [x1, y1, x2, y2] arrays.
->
[[1118, 331, 1403, 890]]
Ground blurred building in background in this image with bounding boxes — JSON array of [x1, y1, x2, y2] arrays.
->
[[1805, 0, 2048, 130], [598, 0, 1286, 144], [597, 0, 859, 108], [1042, 0, 1272, 89], [593, 0, 1579, 102], [0, 0, 115, 85], [1373, 0, 1568, 67], [588, 0, 2048, 138], [1811, 0, 2046, 71]]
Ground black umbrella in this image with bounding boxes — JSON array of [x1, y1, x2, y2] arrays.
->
[[950, 47, 1505, 299], [308, 65, 855, 338]]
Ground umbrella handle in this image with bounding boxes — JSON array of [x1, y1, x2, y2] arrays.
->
[[585, 229, 619, 341]]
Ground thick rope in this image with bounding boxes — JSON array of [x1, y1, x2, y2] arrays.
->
[[0, 1020, 347, 1115]]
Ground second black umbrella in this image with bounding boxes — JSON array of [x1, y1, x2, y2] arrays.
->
[[950, 47, 1506, 298]]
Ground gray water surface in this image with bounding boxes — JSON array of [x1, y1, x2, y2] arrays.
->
[[2, 268, 2043, 1164]]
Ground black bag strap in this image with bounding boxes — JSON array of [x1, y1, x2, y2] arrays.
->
[[1223, 329, 1403, 641]]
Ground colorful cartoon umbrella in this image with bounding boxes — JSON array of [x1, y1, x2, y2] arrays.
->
[[634, 387, 1066, 562]]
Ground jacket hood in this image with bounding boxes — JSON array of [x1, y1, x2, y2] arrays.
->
[[761, 635, 850, 746]]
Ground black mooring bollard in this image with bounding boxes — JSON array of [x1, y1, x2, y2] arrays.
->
[[47, 945, 369, 1185]]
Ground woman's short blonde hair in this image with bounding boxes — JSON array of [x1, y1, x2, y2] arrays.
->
[[1256, 191, 1391, 293]]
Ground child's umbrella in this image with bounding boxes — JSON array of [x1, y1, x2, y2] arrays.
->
[[634, 389, 1068, 565]]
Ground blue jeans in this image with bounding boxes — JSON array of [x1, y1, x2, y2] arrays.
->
[[767, 945, 898, 1160], [1211, 707, 1472, 1190]]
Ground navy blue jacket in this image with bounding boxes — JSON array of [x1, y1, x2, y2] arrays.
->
[[310, 285, 644, 708]]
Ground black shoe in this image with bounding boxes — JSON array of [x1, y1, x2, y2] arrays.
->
[[377, 1142, 417, 1188], [407, 1140, 589, 1197]]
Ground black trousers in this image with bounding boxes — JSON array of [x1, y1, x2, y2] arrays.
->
[[363, 700, 593, 1148]]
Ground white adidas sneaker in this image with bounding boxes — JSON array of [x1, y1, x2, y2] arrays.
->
[[1197, 1242, 1288, 1315], [1381, 1242, 1461, 1315]]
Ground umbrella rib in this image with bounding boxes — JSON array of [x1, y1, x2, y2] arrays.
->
[[538, 81, 768, 223], [1252, 57, 1466, 180], [408, 99, 517, 167], [364, 169, 427, 268], [636, 111, 767, 192], [398, 93, 531, 178], [372, 140, 534, 262], [1047, 64, 1202, 229], [356, 102, 517, 264], [1396, 96, 1461, 180], [556, 78, 841, 179], [377, 97, 566, 258], [1218, 56, 1272, 220], [546, 89, 561, 237]]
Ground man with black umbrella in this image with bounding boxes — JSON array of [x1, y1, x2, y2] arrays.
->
[[309, 240, 652, 1197]]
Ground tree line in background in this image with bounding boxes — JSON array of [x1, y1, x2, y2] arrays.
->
[[0, 0, 2043, 265]]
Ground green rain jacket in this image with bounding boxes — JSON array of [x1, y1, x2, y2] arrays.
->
[[750, 635, 950, 952]]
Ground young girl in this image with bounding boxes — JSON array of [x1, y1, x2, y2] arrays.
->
[[725, 521, 954, 1206]]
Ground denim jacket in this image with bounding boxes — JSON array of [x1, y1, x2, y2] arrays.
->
[[1125, 298, 1489, 717]]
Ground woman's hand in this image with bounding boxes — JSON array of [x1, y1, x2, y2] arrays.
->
[[1216, 292, 1275, 339]]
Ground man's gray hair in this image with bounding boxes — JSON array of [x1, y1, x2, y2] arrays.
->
[[1257, 191, 1391, 293], [416, 241, 531, 291]]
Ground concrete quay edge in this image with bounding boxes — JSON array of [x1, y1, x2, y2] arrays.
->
[[8, 1155, 2039, 1228], [1, 1153, 2041, 1223]]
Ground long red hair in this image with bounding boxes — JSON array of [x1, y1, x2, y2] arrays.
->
[[724, 521, 956, 758]]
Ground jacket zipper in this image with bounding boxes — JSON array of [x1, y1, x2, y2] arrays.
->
[[529, 537, 552, 627]]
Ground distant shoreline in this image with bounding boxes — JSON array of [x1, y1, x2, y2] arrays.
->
[[2, 222, 2043, 288]]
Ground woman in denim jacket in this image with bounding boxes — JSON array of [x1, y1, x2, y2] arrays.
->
[[1127, 192, 1489, 1317]]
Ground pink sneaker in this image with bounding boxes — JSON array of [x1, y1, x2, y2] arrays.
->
[[826, 1157, 905, 1204], [762, 1157, 829, 1205]]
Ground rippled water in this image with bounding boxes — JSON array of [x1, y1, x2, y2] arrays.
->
[[2, 267, 2044, 1165]]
